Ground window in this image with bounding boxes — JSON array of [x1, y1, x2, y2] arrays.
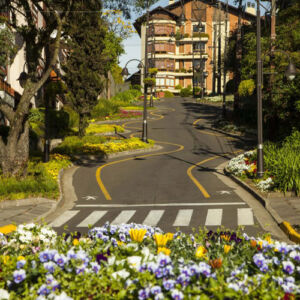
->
[[166, 78, 170, 86], [193, 42, 205, 52], [170, 79, 174, 87], [156, 78, 165, 86], [193, 24, 205, 33]]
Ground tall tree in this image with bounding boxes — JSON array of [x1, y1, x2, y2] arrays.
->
[[0, 0, 134, 176], [233, 0, 244, 116], [0, 0, 73, 176], [62, 1, 107, 137]]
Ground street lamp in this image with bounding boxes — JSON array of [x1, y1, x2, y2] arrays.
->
[[122, 59, 148, 143], [256, 0, 297, 178]]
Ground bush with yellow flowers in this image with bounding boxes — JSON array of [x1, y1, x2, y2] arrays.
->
[[82, 138, 155, 155], [0, 223, 298, 299]]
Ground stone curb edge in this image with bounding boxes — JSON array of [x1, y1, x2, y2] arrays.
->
[[224, 165, 300, 244]]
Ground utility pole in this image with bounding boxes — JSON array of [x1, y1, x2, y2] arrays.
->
[[256, 0, 264, 178], [142, 0, 149, 142], [270, 0, 276, 93], [212, 24, 217, 94], [217, 1, 222, 94], [222, 0, 228, 118]]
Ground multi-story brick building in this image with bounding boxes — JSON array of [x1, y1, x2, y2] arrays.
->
[[134, 0, 256, 96]]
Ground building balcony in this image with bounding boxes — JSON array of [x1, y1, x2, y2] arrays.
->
[[156, 71, 193, 77], [148, 53, 208, 60]]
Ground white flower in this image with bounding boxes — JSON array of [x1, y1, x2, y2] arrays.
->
[[48, 291, 73, 300], [107, 256, 116, 266], [0, 289, 10, 300], [127, 256, 142, 270], [111, 269, 130, 279], [256, 177, 274, 191]]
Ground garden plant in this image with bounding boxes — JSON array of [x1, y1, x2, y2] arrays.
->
[[0, 223, 299, 299], [228, 131, 300, 195]]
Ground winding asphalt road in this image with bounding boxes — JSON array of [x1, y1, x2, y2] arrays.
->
[[49, 97, 282, 238]]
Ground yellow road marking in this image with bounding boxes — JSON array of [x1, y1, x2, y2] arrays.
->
[[96, 141, 184, 200], [187, 150, 243, 198]]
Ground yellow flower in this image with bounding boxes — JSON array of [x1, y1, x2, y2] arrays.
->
[[153, 233, 173, 247], [117, 240, 124, 246], [220, 235, 230, 241], [258, 241, 263, 248], [265, 235, 273, 244], [2, 255, 10, 265], [224, 245, 231, 254], [17, 256, 25, 261], [195, 246, 207, 258], [0, 224, 17, 234], [157, 247, 171, 256], [73, 239, 79, 246], [129, 228, 147, 243]]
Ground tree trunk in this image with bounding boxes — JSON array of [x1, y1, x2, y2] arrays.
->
[[0, 91, 32, 177], [78, 113, 88, 138]]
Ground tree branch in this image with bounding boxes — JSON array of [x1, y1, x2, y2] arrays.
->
[[0, 102, 15, 123]]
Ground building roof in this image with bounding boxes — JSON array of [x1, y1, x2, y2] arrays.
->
[[134, 0, 257, 36]]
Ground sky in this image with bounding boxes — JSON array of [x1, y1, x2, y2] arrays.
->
[[118, 0, 267, 76]]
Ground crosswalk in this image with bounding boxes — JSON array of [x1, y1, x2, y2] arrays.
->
[[50, 207, 255, 229]]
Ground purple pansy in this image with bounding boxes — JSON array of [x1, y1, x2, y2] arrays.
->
[[13, 269, 26, 284]]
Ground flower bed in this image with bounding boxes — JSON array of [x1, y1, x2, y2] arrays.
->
[[0, 224, 299, 299], [85, 124, 124, 135], [54, 136, 154, 156], [0, 154, 72, 201], [96, 110, 143, 121], [227, 151, 275, 192]]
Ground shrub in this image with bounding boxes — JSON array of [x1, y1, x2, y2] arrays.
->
[[180, 88, 192, 97], [264, 130, 300, 195], [91, 99, 120, 119], [148, 68, 158, 75], [193, 87, 201, 95], [175, 84, 182, 90], [52, 135, 107, 155], [130, 84, 142, 91], [238, 79, 255, 97], [0, 154, 71, 200], [164, 91, 174, 98], [28, 108, 44, 123], [143, 77, 156, 86], [85, 124, 124, 135], [63, 105, 79, 129]]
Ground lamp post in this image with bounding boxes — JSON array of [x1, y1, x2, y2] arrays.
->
[[256, 0, 297, 178], [122, 59, 148, 142]]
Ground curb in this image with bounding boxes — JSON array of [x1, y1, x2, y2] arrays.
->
[[224, 165, 300, 244]]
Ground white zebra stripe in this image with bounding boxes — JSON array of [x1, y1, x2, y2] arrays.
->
[[237, 208, 254, 226], [111, 210, 136, 225], [50, 210, 80, 227], [205, 209, 223, 226], [173, 209, 193, 226], [143, 210, 165, 226], [77, 211, 107, 227]]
